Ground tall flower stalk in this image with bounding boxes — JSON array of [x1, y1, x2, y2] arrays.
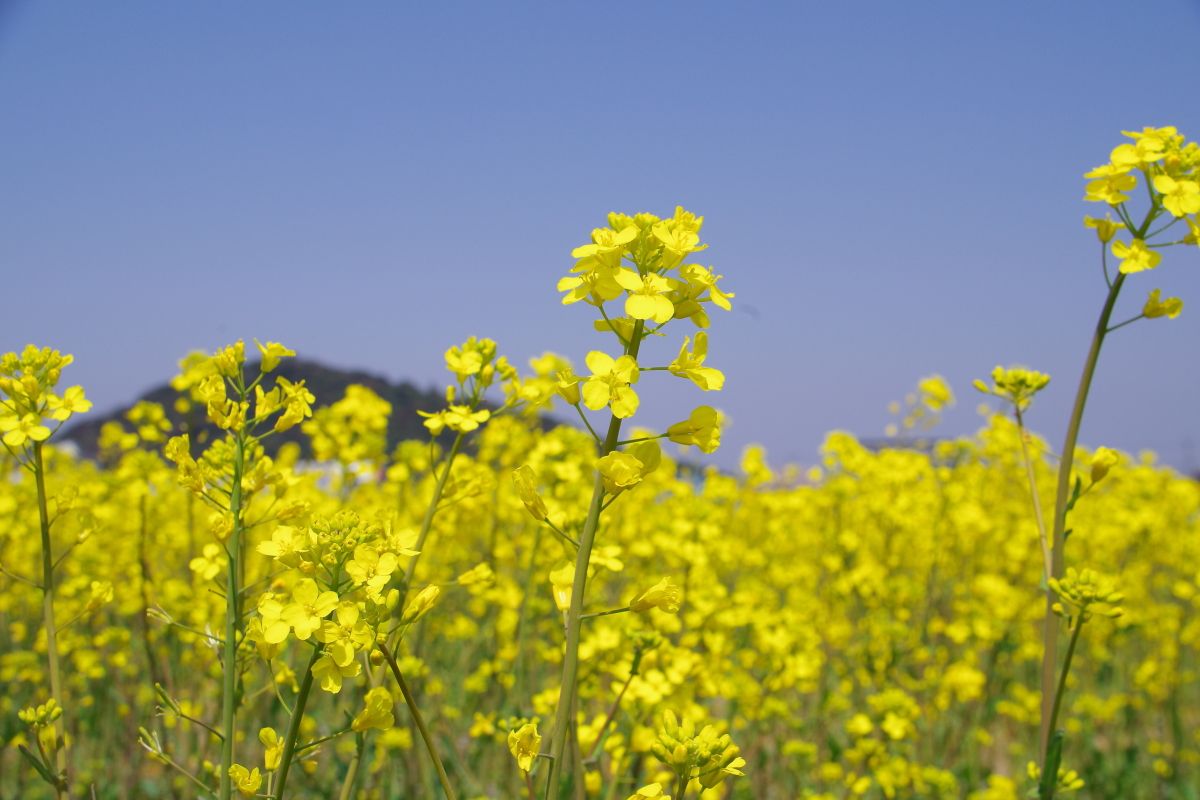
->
[[1031, 126, 1197, 795], [1, 346, 94, 797], [530, 208, 735, 797]]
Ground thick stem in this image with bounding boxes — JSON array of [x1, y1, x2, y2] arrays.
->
[[272, 644, 321, 800], [1038, 274, 1124, 761], [546, 320, 646, 797], [378, 643, 457, 800], [219, 434, 246, 800], [33, 443, 68, 797]]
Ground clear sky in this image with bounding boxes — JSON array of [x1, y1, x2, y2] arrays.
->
[[3, 1, 1199, 471]]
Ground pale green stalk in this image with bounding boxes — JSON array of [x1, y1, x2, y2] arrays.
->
[[218, 433, 246, 800], [545, 320, 645, 797], [379, 642, 457, 799], [400, 431, 465, 608], [33, 442, 68, 798], [1038, 270, 1125, 762]]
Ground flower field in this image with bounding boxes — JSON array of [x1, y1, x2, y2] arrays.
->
[[2, 127, 1199, 799]]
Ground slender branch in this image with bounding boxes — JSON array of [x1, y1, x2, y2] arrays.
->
[[0, 561, 41, 589], [1013, 407, 1052, 584], [580, 606, 630, 621], [378, 642, 458, 800], [400, 431, 466, 609], [1047, 617, 1085, 741], [585, 671, 635, 761], [1105, 314, 1144, 334], [573, 404, 602, 445], [543, 518, 579, 549]]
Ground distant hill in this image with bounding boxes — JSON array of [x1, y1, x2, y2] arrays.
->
[[60, 358, 469, 460]]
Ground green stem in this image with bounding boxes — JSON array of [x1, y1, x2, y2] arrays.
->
[[336, 735, 363, 800], [1013, 408, 1051, 584], [545, 321, 646, 798], [585, 671, 634, 761], [219, 434, 246, 800], [1047, 618, 1084, 745], [401, 432, 466, 608], [378, 643, 457, 800], [580, 606, 630, 621], [272, 644, 321, 799], [1038, 272, 1125, 761], [33, 443, 68, 798]]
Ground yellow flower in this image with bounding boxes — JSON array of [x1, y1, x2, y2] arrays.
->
[[352, 686, 396, 732], [313, 650, 361, 694], [46, 385, 92, 421], [598, 451, 645, 494], [1084, 168, 1137, 204], [549, 563, 574, 612], [669, 333, 725, 391], [400, 585, 442, 625], [630, 578, 683, 614], [1083, 214, 1124, 243], [512, 465, 548, 521], [558, 267, 624, 306], [228, 764, 262, 797], [614, 269, 678, 324], [667, 406, 722, 453], [845, 713, 874, 738], [259, 727, 284, 771], [0, 413, 51, 447], [627, 784, 670, 799], [1090, 447, 1119, 484], [582, 352, 640, 418], [255, 340, 295, 373], [572, 225, 638, 271], [257, 596, 292, 644], [1152, 174, 1200, 217], [282, 579, 339, 641], [188, 543, 225, 582], [974, 365, 1050, 411], [507, 722, 541, 773], [1143, 288, 1183, 319], [317, 601, 374, 666], [1111, 238, 1161, 274], [345, 546, 399, 598]]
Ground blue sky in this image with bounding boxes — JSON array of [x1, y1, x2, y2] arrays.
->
[[3, 1, 1199, 470]]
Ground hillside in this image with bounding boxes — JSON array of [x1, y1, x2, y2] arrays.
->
[[60, 358, 466, 460]]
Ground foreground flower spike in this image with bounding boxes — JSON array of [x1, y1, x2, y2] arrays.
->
[[1026, 125, 1198, 797], [541, 207, 733, 796], [2, 346, 95, 797]]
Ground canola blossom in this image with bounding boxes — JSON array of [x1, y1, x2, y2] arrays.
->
[[0, 128, 1198, 800]]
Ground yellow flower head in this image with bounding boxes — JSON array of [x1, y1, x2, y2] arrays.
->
[[667, 406, 722, 453], [598, 451, 646, 494], [583, 352, 640, 419], [507, 722, 541, 773], [352, 686, 396, 732], [1111, 238, 1161, 274], [630, 578, 683, 614], [974, 366, 1050, 411], [1143, 289, 1183, 320], [1083, 214, 1124, 243]]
